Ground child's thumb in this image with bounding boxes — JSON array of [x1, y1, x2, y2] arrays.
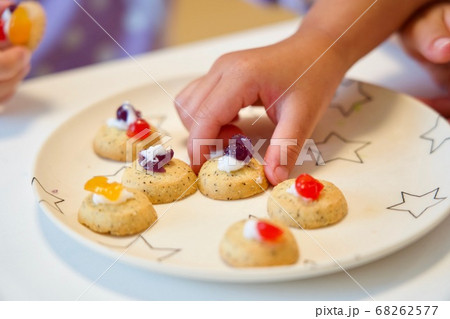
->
[[263, 94, 320, 185], [0, 1, 13, 10], [401, 4, 450, 64]]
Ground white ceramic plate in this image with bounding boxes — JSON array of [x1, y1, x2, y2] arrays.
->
[[32, 76, 450, 282]]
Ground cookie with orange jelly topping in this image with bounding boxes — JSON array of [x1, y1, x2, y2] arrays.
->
[[219, 218, 299, 267], [267, 174, 348, 229], [1, 1, 46, 50], [78, 176, 157, 236], [93, 101, 161, 162], [122, 145, 197, 204]]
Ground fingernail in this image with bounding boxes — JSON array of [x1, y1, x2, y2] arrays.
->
[[433, 38, 450, 50], [274, 166, 289, 184]]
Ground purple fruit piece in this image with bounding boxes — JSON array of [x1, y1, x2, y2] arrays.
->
[[224, 134, 253, 162], [7, 4, 17, 12], [116, 102, 141, 121], [140, 149, 174, 173], [116, 104, 128, 121]]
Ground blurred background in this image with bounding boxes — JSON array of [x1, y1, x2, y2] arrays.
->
[[29, 0, 298, 78], [166, 0, 295, 46]]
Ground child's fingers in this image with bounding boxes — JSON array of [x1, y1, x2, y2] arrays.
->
[[216, 124, 244, 148], [421, 96, 450, 118], [0, 63, 30, 102], [0, 1, 13, 10], [175, 74, 221, 130], [0, 47, 31, 81], [174, 77, 202, 128], [187, 78, 257, 173], [402, 4, 450, 64], [263, 93, 319, 185]]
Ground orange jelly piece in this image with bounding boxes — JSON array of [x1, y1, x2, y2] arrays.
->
[[9, 6, 32, 45], [84, 176, 123, 201]]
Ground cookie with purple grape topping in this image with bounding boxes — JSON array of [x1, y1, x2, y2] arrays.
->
[[198, 135, 268, 200], [93, 101, 160, 162], [122, 145, 197, 204]]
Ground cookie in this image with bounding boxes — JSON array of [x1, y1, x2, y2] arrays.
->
[[198, 157, 268, 200], [267, 176, 348, 229], [122, 158, 197, 204], [1, 1, 46, 50], [78, 188, 157, 236], [93, 102, 160, 162], [219, 218, 299, 267], [93, 124, 160, 162]]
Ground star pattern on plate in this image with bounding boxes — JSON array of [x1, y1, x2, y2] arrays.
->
[[314, 132, 371, 164], [98, 234, 181, 262], [31, 177, 65, 215], [101, 165, 128, 182], [330, 79, 372, 117], [420, 116, 450, 154], [387, 188, 447, 218]]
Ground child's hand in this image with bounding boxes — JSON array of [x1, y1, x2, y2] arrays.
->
[[175, 33, 347, 185], [176, 0, 434, 185], [0, 46, 31, 102], [0, 0, 31, 102], [400, 2, 450, 119]]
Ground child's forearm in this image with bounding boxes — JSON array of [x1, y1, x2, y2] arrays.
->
[[297, 0, 434, 68]]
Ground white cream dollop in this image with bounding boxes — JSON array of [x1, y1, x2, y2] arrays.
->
[[209, 149, 224, 159], [217, 155, 246, 173], [92, 189, 134, 205], [286, 183, 313, 203], [243, 219, 262, 241], [106, 101, 138, 130], [2, 8, 12, 36], [139, 144, 167, 167], [107, 118, 129, 130]]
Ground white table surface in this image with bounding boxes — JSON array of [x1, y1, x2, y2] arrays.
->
[[1, 20, 449, 301]]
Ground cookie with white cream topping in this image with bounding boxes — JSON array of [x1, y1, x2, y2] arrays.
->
[[122, 145, 197, 204], [219, 218, 299, 267], [267, 174, 348, 229], [93, 101, 161, 162], [197, 135, 268, 200]]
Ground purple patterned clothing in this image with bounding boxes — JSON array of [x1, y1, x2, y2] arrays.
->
[[29, 0, 309, 78], [29, 0, 169, 77], [249, 0, 314, 13]]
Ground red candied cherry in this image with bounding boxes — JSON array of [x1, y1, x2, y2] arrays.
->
[[295, 174, 324, 200], [257, 221, 283, 241], [127, 118, 151, 140], [0, 20, 6, 41]]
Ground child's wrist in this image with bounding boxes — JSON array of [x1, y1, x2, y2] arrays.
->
[[287, 27, 352, 78]]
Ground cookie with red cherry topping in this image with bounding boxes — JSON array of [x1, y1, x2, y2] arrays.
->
[[197, 134, 268, 200], [78, 176, 157, 236], [122, 145, 197, 204], [219, 218, 299, 267], [93, 101, 160, 162], [267, 174, 348, 229]]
